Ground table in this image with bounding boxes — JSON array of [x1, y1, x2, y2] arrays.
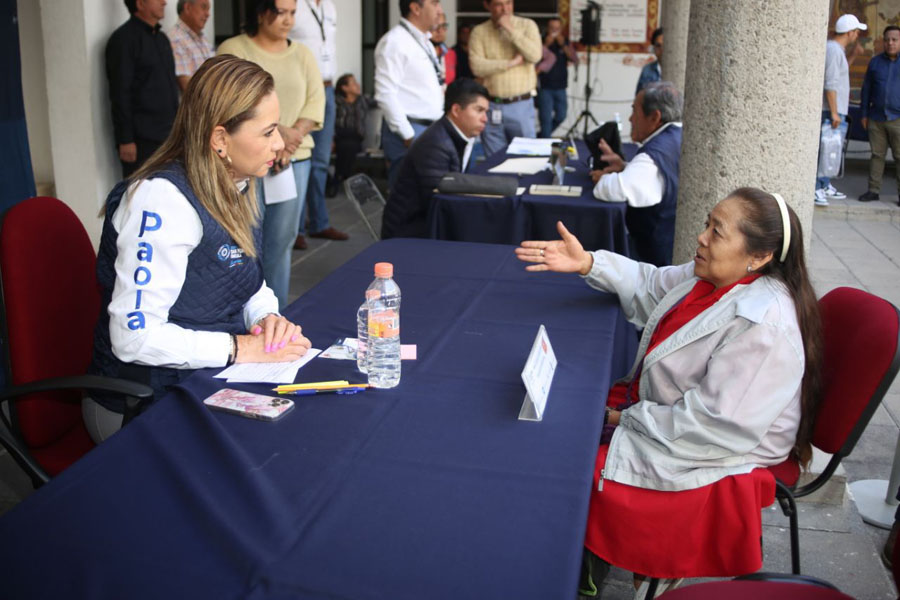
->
[[428, 141, 631, 254], [0, 239, 637, 599]]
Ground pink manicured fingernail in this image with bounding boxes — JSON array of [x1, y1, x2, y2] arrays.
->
[[278, 341, 285, 349], [265, 344, 271, 353], [291, 334, 298, 342], [252, 326, 262, 335]]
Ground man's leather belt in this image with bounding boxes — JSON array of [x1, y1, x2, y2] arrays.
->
[[408, 117, 435, 126], [492, 91, 535, 104], [323, 80, 333, 87]]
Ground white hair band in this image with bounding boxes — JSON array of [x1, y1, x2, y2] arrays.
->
[[772, 193, 790, 262]]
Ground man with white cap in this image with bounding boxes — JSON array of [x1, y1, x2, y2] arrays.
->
[[815, 14, 867, 206]]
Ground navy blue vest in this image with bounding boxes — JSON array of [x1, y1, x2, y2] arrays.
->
[[90, 163, 264, 410], [626, 124, 682, 267]]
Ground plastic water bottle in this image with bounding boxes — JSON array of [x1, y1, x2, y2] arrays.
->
[[366, 262, 401, 388], [356, 290, 379, 373]]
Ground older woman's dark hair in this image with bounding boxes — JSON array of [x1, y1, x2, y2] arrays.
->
[[731, 187, 823, 467], [244, 0, 278, 37], [641, 81, 682, 124]]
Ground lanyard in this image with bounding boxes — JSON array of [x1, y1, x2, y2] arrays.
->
[[306, 0, 325, 42], [399, 21, 445, 86]]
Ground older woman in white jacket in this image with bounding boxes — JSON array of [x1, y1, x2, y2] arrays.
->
[[517, 187, 822, 595]]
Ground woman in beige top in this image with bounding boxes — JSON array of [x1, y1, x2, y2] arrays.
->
[[218, 0, 325, 309]]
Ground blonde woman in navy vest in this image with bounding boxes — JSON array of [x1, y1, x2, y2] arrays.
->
[[87, 56, 312, 443]]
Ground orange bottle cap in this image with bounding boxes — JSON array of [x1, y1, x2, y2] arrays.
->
[[374, 262, 393, 278]]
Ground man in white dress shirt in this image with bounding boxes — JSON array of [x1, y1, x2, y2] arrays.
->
[[374, 0, 445, 187], [289, 0, 348, 247], [590, 81, 683, 266]]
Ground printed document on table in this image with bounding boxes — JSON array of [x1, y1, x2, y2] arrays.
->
[[215, 348, 322, 383], [488, 158, 550, 175], [262, 166, 298, 205], [506, 137, 562, 156]]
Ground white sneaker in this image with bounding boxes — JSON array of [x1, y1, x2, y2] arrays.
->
[[814, 189, 829, 206], [825, 184, 847, 199]]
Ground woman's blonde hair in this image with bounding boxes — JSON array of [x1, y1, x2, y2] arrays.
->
[[129, 54, 275, 257]]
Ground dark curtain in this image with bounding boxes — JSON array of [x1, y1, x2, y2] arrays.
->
[[0, 0, 36, 214]]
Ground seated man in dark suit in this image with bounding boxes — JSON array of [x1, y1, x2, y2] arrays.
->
[[381, 78, 489, 239]]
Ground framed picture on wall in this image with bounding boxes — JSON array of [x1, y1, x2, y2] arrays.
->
[[559, 0, 660, 52]]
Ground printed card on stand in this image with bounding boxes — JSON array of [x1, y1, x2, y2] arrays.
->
[[519, 325, 557, 422]]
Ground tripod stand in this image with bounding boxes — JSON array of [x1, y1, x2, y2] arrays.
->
[[564, 44, 600, 138], [566, 1, 601, 139]]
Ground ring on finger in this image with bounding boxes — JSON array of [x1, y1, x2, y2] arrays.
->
[[540, 248, 545, 257]]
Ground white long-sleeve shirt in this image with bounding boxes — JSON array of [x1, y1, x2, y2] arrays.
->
[[107, 178, 279, 369], [592, 122, 682, 207], [374, 18, 444, 141], [289, 0, 337, 81]]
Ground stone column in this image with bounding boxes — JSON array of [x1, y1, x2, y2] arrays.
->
[[661, 0, 690, 93], [672, 0, 828, 263]]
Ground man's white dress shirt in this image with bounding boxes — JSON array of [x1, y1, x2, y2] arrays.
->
[[374, 18, 444, 141], [448, 117, 476, 172], [593, 122, 682, 207], [289, 0, 337, 81]]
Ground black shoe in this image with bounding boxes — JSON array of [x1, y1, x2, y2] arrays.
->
[[578, 549, 610, 597], [859, 191, 880, 202]]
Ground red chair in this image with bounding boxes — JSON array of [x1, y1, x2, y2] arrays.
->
[[0, 196, 151, 487], [768, 286, 900, 574], [641, 287, 900, 598]]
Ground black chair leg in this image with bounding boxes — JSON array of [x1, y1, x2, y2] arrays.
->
[[775, 480, 801, 575], [645, 577, 659, 598], [788, 495, 801, 575]]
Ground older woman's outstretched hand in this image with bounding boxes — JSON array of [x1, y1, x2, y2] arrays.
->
[[515, 221, 594, 275]]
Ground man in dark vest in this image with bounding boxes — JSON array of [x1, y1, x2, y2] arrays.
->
[[590, 81, 683, 266], [381, 78, 489, 239]]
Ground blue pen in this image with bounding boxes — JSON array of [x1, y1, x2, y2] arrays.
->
[[289, 388, 366, 396]]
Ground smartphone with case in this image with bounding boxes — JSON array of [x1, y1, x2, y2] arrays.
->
[[203, 388, 294, 421]]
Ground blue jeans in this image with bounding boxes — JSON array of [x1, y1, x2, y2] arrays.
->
[[256, 159, 311, 309], [481, 98, 537, 157], [816, 111, 848, 190], [537, 88, 567, 138], [301, 85, 335, 234], [382, 120, 429, 189]]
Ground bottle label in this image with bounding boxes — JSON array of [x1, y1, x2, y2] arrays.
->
[[369, 309, 399, 337]]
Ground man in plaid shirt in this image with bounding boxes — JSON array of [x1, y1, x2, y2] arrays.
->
[[169, 0, 213, 92]]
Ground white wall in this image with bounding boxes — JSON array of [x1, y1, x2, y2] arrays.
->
[[17, 0, 53, 186], [333, 0, 362, 82], [558, 52, 652, 141]]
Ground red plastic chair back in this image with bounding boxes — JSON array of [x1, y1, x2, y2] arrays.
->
[[813, 287, 900, 454], [0, 197, 97, 474]]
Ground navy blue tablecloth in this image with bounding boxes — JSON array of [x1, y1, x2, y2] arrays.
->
[[0, 239, 637, 600], [428, 141, 631, 255]]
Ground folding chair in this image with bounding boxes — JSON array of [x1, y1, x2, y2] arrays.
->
[[343, 173, 387, 241]]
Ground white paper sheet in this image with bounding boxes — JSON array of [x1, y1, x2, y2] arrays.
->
[[262, 166, 298, 205], [506, 137, 562, 156], [487, 158, 550, 175], [214, 348, 322, 383]]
